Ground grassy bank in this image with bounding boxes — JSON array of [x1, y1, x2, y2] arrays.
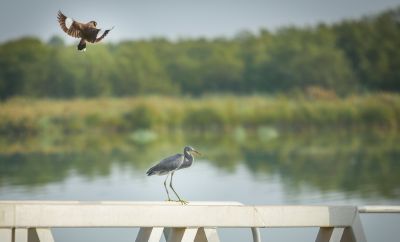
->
[[0, 93, 399, 137]]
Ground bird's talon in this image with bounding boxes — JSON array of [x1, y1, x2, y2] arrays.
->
[[179, 199, 189, 205]]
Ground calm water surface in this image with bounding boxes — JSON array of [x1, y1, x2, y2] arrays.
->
[[0, 130, 399, 242]]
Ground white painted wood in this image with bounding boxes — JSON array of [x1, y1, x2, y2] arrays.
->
[[330, 228, 345, 242], [350, 214, 366, 242], [0, 204, 15, 226], [167, 228, 198, 242], [0, 201, 370, 242], [0, 202, 357, 227], [358, 206, 400, 213], [136, 227, 164, 242], [194, 228, 220, 242], [15, 228, 28, 242], [0, 228, 12, 242]]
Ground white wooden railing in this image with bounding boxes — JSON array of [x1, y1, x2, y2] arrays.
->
[[2, 201, 398, 242]]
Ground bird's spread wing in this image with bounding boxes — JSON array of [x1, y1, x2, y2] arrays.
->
[[94, 27, 114, 43], [57, 11, 83, 38], [146, 154, 184, 176]]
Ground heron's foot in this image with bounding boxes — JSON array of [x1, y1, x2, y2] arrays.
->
[[178, 199, 189, 205], [165, 198, 174, 202]]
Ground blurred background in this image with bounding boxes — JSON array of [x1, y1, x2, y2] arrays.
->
[[0, 0, 400, 242]]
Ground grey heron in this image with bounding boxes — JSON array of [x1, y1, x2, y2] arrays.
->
[[146, 146, 200, 204]]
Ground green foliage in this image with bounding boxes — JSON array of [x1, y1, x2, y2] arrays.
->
[[183, 107, 227, 131], [0, 7, 399, 98], [334, 7, 400, 91], [0, 94, 399, 139], [124, 103, 161, 130], [256, 26, 357, 94]]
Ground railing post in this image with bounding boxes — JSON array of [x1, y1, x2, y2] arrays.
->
[[194, 228, 220, 242], [316, 227, 345, 242], [167, 228, 198, 242], [15, 228, 28, 242], [164, 227, 221, 242], [30, 229, 55, 242], [341, 213, 366, 242], [0, 228, 13, 242], [251, 227, 261, 242], [136, 227, 164, 242]]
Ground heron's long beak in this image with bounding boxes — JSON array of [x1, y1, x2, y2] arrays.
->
[[193, 150, 201, 156]]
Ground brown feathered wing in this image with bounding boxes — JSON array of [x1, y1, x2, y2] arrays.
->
[[57, 11, 84, 38], [94, 27, 114, 43]]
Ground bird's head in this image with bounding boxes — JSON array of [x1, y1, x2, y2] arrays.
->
[[90, 21, 97, 27], [184, 146, 201, 156]]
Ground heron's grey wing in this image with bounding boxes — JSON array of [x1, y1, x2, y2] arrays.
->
[[146, 154, 184, 176], [178, 158, 192, 170]]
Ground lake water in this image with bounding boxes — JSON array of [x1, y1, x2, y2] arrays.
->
[[0, 130, 399, 241]]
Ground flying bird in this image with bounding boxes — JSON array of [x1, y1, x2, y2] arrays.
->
[[146, 146, 201, 204], [57, 11, 113, 51]]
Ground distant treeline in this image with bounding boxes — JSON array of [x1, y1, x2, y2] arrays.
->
[[0, 7, 399, 99]]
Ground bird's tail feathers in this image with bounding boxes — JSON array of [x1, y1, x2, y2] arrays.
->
[[77, 39, 86, 51]]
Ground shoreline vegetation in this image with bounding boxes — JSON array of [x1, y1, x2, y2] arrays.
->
[[0, 93, 399, 139]]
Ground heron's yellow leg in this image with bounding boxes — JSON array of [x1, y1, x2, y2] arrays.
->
[[169, 172, 188, 205], [163, 173, 172, 201]]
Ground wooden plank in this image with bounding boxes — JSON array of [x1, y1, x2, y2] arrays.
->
[[0, 203, 357, 228], [0, 228, 12, 242], [136, 227, 164, 242], [167, 228, 198, 242]]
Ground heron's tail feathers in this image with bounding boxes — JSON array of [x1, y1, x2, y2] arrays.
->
[[146, 168, 156, 176]]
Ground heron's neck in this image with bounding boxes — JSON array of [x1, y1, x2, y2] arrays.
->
[[184, 151, 194, 162]]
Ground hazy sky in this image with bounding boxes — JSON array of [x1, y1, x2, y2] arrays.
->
[[0, 0, 399, 43]]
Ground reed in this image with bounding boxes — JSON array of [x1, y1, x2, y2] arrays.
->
[[0, 93, 399, 137]]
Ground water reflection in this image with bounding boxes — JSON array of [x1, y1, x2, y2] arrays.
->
[[0, 130, 399, 200]]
